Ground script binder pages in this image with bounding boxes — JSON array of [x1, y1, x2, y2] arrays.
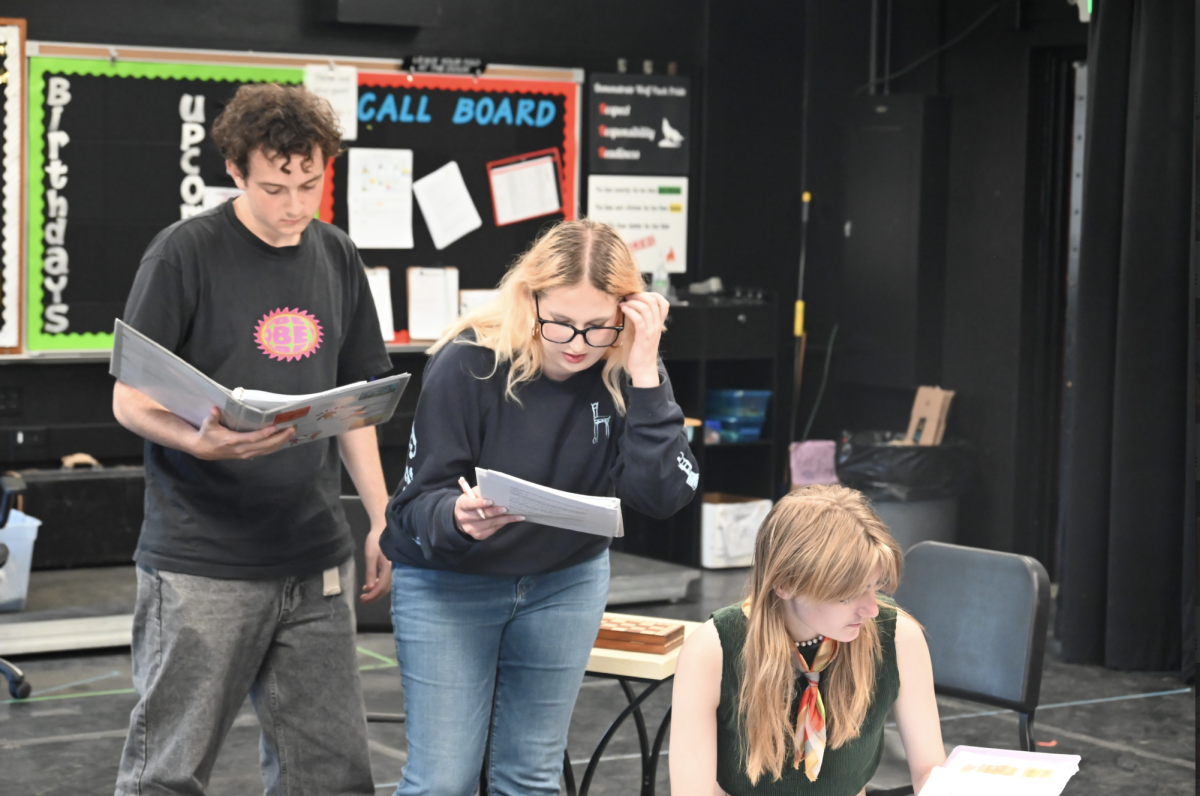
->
[[920, 746, 1081, 796], [475, 468, 624, 538], [110, 320, 410, 449]]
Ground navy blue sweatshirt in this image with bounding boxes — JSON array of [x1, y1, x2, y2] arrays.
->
[[381, 337, 700, 576]]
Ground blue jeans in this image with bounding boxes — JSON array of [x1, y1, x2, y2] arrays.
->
[[389, 551, 609, 796]]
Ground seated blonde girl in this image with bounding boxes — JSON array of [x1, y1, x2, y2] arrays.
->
[[670, 485, 945, 795]]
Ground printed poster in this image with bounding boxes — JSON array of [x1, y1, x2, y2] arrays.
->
[[586, 175, 687, 274]]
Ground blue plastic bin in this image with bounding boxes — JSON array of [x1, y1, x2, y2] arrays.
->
[[706, 389, 772, 419], [705, 390, 771, 443], [707, 416, 765, 443]]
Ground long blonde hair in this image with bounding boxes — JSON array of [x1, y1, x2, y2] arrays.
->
[[429, 219, 645, 414], [739, 485, 904, 784]]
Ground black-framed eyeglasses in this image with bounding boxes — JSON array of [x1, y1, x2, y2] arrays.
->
[[534, 295, 624, 348]]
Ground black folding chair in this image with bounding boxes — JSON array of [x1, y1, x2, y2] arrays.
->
[[867, 541, 1051, 796]]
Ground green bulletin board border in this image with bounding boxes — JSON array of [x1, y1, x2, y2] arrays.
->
[[27, 57, 303, 351]]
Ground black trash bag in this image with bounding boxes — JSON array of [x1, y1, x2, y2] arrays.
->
[[835, 430, 974, 503]]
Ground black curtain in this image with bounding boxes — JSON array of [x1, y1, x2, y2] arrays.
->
[[1057, 0, 1194, 671]]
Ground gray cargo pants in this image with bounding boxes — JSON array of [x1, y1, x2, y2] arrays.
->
[[114, 557, 374, 796]]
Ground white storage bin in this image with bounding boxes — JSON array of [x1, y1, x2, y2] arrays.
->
[[701, 493, 773, 569], [0, 509, 41, 613]]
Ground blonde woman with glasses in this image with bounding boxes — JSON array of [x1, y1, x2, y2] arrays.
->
[[379, 219, 699, 796], [670, 485, 946, 795]]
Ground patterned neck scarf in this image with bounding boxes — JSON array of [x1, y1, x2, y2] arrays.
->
[[792, 636, 839, 781], [740, 598, 841, 781]]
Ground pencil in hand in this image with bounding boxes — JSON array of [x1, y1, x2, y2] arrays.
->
[[458, 476, 488, 520]]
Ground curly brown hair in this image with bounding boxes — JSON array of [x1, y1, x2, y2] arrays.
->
[[211, 83, 344, 178]]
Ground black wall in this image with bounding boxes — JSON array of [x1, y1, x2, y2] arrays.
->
[[1, 0, 711, 464], [794, 0, 1087, 557], [10, 0, 707, 74], [5, 0, 1089, 566]]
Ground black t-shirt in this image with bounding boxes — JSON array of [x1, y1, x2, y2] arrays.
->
[[123, 200, 393, 579], [381, 336, 700, 576]]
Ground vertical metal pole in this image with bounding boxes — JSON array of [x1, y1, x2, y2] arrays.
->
[[868, 0, 879, 96], [1056, 63, 1087, 617], [883, 0, 893, 94], [786, 3, 816, 491]]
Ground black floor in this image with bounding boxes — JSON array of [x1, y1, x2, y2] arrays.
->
[[0, 566, 1194, 795]]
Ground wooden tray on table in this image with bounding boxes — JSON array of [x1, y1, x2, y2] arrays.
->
[[594, 614, 686, 655]]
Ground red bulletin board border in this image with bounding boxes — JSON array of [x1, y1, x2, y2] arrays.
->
[[319, 72, 579, 225], [485, 148, 565, 227]]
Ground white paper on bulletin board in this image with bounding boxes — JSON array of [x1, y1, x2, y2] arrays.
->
[[348, 148, 414, 250], [586, 175, 687, 274], [304, 64, 359, 141]]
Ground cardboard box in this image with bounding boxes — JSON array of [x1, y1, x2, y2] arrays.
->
[[904, 386, 955, 446], [701, 493, 773, 568]]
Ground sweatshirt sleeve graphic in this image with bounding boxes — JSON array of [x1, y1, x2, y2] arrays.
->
[[609, 368, 700, 518]]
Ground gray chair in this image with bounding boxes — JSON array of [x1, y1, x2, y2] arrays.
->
[[867, 541, 1051, 796]]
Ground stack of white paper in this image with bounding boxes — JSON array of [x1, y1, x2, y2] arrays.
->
[[406, 266, 459, 341], [475, 468, 624, 538], [364, 266, 395, 342], [413, 161, 482, 250], [459, 288, 499, 317], [921, 746, 1081, 796]]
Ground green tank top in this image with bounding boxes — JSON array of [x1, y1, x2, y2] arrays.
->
[[710, 597, 900, 796]]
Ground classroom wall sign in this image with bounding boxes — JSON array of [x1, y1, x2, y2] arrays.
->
[[26, 56, 301, 352], [23, 43, 579, 352]]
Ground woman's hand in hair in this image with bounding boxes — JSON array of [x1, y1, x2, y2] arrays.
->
[[620, 292, 670, 388], [453, 488, 525, 541]]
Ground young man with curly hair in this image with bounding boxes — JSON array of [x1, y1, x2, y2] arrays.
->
[[111, 84, 392, 795]]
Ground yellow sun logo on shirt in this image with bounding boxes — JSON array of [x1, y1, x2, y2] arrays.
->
[[254, 308, 324, 362]]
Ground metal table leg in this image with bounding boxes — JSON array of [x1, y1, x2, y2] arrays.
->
[[576, 678, 664, 795], [619, 678, 653, 790], [563, 747, 577, 796], [646, 704, 672, 792], [563, 675, 674, 796]]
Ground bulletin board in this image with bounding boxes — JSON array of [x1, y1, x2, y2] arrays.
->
[[321, 70, 580, 334], [0, 19, 25, 352], [26, 52, 303, 351], [23, 41, 581, 353]]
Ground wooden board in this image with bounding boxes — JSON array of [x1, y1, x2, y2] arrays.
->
[[585, 613, 702, 681], [594, 635, 683, 655], [596, 613, 685, 650]]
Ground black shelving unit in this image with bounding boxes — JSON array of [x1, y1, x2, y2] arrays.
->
[[616, 299, 781, 568]]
